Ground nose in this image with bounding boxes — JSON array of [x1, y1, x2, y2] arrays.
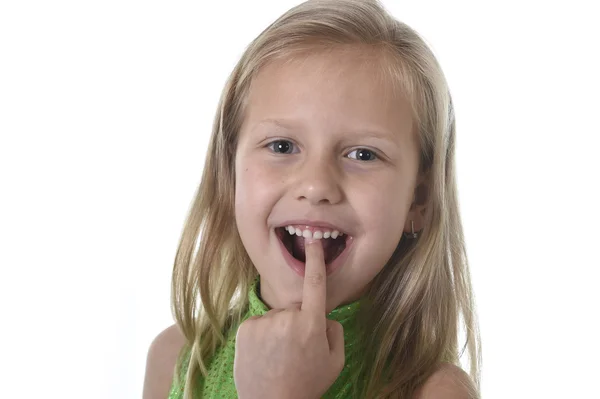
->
[[291, 156, 343, 205]]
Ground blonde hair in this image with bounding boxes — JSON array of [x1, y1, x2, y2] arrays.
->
[[171, 0, 481, 397]]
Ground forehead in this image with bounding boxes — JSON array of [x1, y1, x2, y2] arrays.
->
[[242, 48, 415, 141]]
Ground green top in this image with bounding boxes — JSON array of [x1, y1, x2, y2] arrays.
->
[[168, 278, 363, 398]]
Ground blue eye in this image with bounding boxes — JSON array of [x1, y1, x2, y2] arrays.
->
[[267, 140, 297, 154], [347, 148, 377, 161]]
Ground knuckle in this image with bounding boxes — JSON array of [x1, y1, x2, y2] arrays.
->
[[275, 311, 295, 334], [306, 271, 324, 287], [332, 320, 343, 332], [306, 316, 325, 334], [236, 321, 251, 340], [334, 355, 345, 373], [238, 316, 260, 332], [303, 317, 315, 331]]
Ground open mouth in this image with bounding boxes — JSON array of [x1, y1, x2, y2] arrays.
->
[[275, 226, 349, 265]]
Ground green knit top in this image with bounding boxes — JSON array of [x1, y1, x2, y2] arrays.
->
[[168, 278, 363, 398]]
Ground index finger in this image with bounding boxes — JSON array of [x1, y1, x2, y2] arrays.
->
[[301, 238, 327, 316]]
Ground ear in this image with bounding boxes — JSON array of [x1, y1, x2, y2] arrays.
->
[[403, 172, 430, 234]]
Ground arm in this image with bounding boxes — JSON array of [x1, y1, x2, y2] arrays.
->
[[143, 324, 187, 399]]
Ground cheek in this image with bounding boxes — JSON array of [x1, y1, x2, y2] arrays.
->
[[237, 167, 270, 205], [234, 157, 282, 227], [354, 175, 410, 237]]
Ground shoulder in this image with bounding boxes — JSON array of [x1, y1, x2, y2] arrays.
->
[[143, 324, 188, 399], [413, 363, 478, 399]]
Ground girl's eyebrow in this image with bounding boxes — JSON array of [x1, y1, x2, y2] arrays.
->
[[341, 128, 398, 144], [252, 118, 398, 144], [251, 118, 302, 133]]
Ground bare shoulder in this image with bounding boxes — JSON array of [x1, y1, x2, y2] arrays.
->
[[413, 363, 478, 399], [143, 324, 188, 399]]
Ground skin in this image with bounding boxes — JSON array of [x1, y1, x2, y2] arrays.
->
[[233, 241, 474, 398], [143, 47, 472, 399], [234, 240, 345, 398], [234, 48, 428, 314]]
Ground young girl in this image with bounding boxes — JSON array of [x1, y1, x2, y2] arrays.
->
[[144, 0, 481, 398]]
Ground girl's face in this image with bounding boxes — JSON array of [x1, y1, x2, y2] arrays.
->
[[235, 49, 424, 313]]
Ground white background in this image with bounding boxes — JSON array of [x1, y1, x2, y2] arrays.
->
[[1, 1, 598, 398]]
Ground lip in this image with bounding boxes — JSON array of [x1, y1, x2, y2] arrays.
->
[[275, 219, 352, 236], [275, 230, 354, 278]]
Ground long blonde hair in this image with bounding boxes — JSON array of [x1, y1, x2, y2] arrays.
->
[[171, 1, 481, 397]]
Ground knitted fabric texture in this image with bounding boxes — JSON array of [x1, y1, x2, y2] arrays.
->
[[168, 278, 362, 398]]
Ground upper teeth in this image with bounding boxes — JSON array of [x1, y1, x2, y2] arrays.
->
[[284, 226, 343, 240]]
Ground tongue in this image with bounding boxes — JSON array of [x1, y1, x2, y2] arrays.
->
[[291, 235, 340, 264]]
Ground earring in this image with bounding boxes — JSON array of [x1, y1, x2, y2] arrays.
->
[[403, 220, 419, 239]]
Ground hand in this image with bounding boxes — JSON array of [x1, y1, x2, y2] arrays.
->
[[233, 239, 345, 399]]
